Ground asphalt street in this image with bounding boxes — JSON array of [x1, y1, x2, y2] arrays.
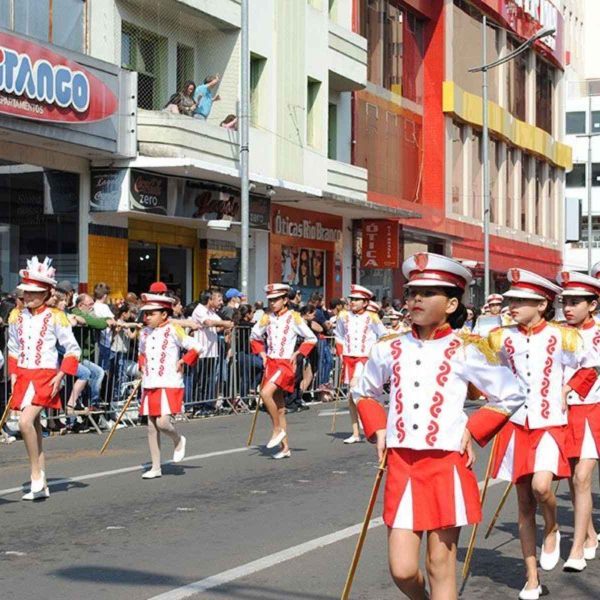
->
[[1, 406, 600, 600]]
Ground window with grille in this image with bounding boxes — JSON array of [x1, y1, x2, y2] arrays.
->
[[250, 54, 266, 126], [176, 44, 195, 93], [566, 163, 586, 188]]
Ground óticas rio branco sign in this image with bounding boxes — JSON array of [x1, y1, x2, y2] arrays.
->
[[0, 31, 117, 123]]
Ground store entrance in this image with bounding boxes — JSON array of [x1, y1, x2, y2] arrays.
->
[[128, 241, 191, 301]]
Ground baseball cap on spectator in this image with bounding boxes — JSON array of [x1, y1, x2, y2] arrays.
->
[[225, 288, 242, 300], [57, 280, 74, 294], [149, 281, 168, 294]]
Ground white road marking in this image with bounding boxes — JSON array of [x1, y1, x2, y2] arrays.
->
[[4, 551, 26, 557], [318, 409, 349, 417], [150, 476, 504, 599], [0, 447, 250, 497], [106, 526, 126, 530]]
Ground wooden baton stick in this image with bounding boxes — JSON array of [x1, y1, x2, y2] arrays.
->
[[247, 397, 261, 447], [340, 448, 388, 600], [330, 363, 345, 434], [0, 395, 13, 433], [462, 435, 498, 580], [99, 380, 142, 455], [484, 482, 513, 539]]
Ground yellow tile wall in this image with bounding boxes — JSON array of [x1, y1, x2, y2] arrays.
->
[[88, 234, 128, 300]]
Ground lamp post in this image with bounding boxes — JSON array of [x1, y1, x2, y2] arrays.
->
[[469, 19, 555, 298], [240, 0, 250, 296]]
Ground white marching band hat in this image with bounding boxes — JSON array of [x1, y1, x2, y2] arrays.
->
[[592, 262, 600, 279], [265, 283, 290, 299], [367, 300, 381, 313], [348, 284, 374, 300], [402, 253, 472, 290], [17, 256, 57, 292], [557, 270, 600, 297], [140, 293, 176, 312], [388, 309, 403, 318], [504, 268, 561, 301], [486, 293, 504, 305]]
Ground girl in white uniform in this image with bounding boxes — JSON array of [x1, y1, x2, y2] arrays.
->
[[354, 253, 526, 600]]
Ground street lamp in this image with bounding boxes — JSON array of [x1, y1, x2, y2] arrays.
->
[[469, 19, 555, 298]]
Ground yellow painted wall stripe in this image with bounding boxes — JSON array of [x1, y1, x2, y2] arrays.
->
[[443, 81, 572, 170]]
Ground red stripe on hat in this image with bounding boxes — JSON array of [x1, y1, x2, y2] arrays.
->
[[21, 278, 52, 290], [510, 282, 556, 300], [408, 270, 466, 289], [562, 281, 600, 295]]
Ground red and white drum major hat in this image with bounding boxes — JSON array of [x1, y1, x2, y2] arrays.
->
[[504, 268, 561, 301], [17, 256, 57, 292], [366, 300, 381, 313], [557, 270, 600, 297], [592, 262, 600, 279], [264, 283, 290, 299], [348, 284, 374, 300], [402, 253, 472, 290], [486, 293, 504, 305], [140, 293, 176, 311]]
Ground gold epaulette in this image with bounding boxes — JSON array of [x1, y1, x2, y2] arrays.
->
[[172, 323, 186, 339], [259, 313, 270, 327], [51, 308, 70, 327], [487, 326, 507, 354], [8, 307, 21, 324], [376, 332, 405, 344], [292, 310, 303, 325], [548, 322, 582, 352], [457, 331, 500, 365]]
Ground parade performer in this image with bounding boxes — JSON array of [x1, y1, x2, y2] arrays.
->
[[353, 253, 526, 599], [557, 271, 600, 571], [7, 257, 80, 500], [250, 283, 317, 459], [335, 284, 387, 444], [386, 309, 406, 333], [489, 268, 600, 599], [487, 293, 503, 316], [138, 293, 202, 479]]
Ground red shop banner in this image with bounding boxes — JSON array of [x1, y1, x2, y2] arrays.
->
[[0, 31, 117, 122], [361, 220, 399, 269]]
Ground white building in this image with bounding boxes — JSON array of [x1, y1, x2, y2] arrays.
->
[[563, 0, 600, 270]]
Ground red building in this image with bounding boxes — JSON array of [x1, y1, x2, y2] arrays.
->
[[352, 0, 570, 304]]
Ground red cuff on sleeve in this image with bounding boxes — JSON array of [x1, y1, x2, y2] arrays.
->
[[8, 355, 17, 376], [298, 341, 316, 357], [138, 354, 147, 370], [335, 343, 343, 357], [182, 349, 199, 366], [356, 398, 387, 443], [467, 407, 509, 447], [568, 368, 598, 399], [250, 339, 266, 355], [60, 355, 79, 376]]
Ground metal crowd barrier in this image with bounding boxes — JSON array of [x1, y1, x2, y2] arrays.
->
[[0, 321, 345, 439]]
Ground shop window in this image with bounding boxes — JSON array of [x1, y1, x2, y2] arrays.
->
[[176, 44, 195, 94], [250, 54, 267, 126], [0, 164, 79, 291], [8, 0, 87, 53], [566, 163, 586, 188], [307, 78, 321, 148], [536, 58, 553, 134], [508, 38, 527, 121], [360, 0, 424, 102], [566, 111, 586, 134], [121, 23, 168, 111]]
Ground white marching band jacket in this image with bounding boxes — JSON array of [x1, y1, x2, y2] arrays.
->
[[563, 320, 600, 406], [488, 321, 600, 428], [7, 307, 80, 375], [334, 310, 388, 357], [353, 326, 526, 451], [250, 310, 317, 358], [138, 322, 202, 389]]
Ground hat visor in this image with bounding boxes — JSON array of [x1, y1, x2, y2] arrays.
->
[[348, 294, 370, 299], [140, 303, 169, 311], [406, 279, 460, 288], [17, 283, 49, 292], [266, 293, 287, 299], [503, 289, 546, 300], [560, 289, 598, 297]]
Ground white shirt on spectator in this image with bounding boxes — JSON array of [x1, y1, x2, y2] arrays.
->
[[94, 301, 114, 347], [191, 303, 222, 358], [252, 309, 264, 323]]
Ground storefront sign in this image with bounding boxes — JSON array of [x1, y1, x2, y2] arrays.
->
[[0, 31, 118, 122], [90, 169, 127, 213], [130, 170, 168, 215], [361, 220, 399, 269], [272, 210, 342, 242]]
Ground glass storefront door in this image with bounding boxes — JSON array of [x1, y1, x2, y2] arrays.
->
[[128, 241, 191, 302]]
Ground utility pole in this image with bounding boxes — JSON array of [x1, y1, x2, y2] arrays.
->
[[240, 0, 250, 296]]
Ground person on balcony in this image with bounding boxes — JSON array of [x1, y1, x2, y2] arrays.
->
[[163, 80, 196, 117], [193, 74, 221, 120]]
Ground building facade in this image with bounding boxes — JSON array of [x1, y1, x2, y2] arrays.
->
[[353, 0, 571, 304]]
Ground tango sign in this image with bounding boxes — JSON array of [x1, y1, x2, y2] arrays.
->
[[0, 31, 117, 122]]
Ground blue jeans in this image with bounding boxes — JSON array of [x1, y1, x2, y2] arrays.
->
[[317, 339, 333, 387], [238, 353, 263, 397], [78, 359, 105, 406], [98, 344, 114, 371]]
